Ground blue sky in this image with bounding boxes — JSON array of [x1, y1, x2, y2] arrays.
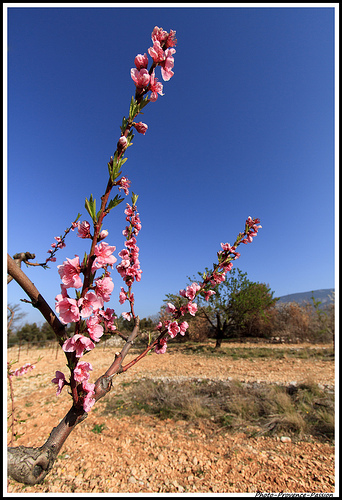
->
[[5, 5, 336, 327]]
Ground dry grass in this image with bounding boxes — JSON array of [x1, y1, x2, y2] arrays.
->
[[102, 377, 334, 443]]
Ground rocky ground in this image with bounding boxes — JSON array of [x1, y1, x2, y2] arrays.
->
[[6, 342, 335, 494]]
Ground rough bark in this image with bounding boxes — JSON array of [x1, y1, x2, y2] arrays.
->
[[7, 405, 87, 485]]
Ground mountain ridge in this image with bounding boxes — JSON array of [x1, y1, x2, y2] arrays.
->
[[277, 288, 334, 306]]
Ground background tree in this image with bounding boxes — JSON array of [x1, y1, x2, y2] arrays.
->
[[228, 281, 278, 339], [16, 323, 42, 346], [191, 268, 249, 348], [7, 304, 27, 343]]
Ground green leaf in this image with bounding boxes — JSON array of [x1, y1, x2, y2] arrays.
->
[[120, 116, 128, 134], [129, 96, 137, 120], [138, 95, 150, 112], [119, 157, 128, 168], [85, 194, 97, 223], [82, 252, 88, 267], [131, 192, 139, 205], [107, 195, 124, 211]]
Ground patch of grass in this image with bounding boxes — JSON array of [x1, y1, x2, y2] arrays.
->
[[171, 343, 334, 361], [91, 423, 106, 434], [102, 378, 334, 443]]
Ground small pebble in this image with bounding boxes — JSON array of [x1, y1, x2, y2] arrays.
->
[[280, 436, 292, 443]]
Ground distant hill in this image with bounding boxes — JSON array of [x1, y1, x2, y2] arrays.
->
[[277, 289, 334, 307]]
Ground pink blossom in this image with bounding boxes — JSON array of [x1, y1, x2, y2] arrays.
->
[[118, 248, 130, 260], [181, 283, 201, 301], [203, 290, 216, 301], [122, 312, 131, 321], [117, 176, 131, 195], [12, 363, 35, 377], [55, 295, 80, 324], [221, 242, 235, 252], [165, 29, 177, 48], [83, 394, 96, 413], [82, 381, 96, 412], [119, 287, 127, 304], [78, 291, 102, 318], [54, 236, 66, 249], [156, 321, 163, 331], [179, 321, 189, 336], [99, 308, 117, 331], [62, 334, 95, 358], [151, 26, 168, 44], [168, 321, 180, 338], [77, 221, 91, 239], [125, 236, 137, 249], [131, 67, 150, 89], [57, 256, 83, 289], [160, 47, 176, 81], [180, 305, 188, 316], [51, 371, 66, 396], [86, 315, 104, 342], [134, 53, 149, 70], [94, 275, 114, 303], [148, 40, 165, 63], [155, 337, 167, 354], [149, 71, 164, 102], [91, 242, 117, 272], [151, 26, 177, 48], [165, 303, 176, 314], [73, 361, 93, 383], [133, 122, 148, 135], [124, 204, 134, 217], [187, 302, 198, 316], [219, 261, 234, 274]]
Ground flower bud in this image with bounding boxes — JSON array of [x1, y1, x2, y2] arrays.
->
[[118, 136, 128, 149], [133, 122, 148, 135], [134, 53, 149, 70], [98, 230, 108, 241]]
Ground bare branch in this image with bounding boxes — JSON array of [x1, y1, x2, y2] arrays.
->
[[7, 254, 68, 347], [7, 252, 36, 283]]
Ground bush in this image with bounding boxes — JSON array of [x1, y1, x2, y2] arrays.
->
[[270, 300, 335, 344]]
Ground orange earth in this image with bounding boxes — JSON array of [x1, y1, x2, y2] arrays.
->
[[7, 342, 335, 494]]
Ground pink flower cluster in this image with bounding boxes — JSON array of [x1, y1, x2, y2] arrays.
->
[[117, 176, 131, 195], [53, 326, 111, 411], [153, 217, 261, 355], [9, 363, 35, 378], [45, 221, 79, 264], [240, 217, 262, 244], [116, 203, 142, 318], [51, 365, 95, 412], [154, 317, 189, 354], [131, 26, 177, 102], [54, 228, 118, 412]]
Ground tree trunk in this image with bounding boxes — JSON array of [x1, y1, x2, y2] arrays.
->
[[214, 314, 229, 349], [7, 405, 87, 485]]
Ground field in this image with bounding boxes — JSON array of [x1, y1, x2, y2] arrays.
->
[[7, 341, 335, 494]]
